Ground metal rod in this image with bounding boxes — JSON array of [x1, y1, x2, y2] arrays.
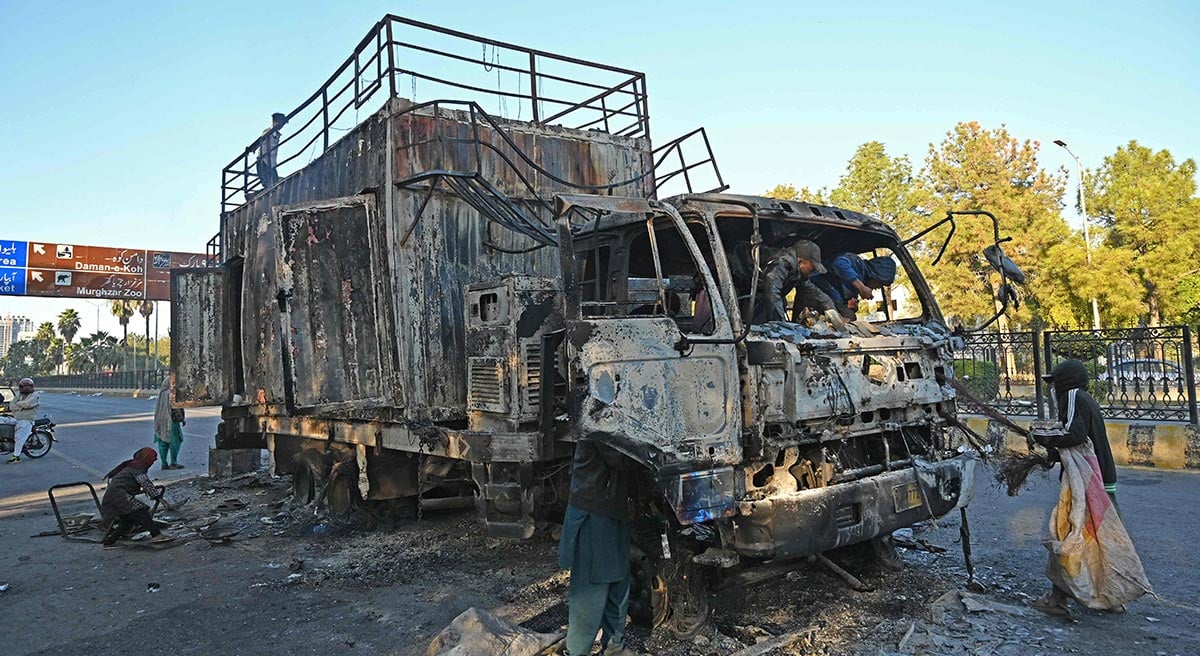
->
[[528, 53, 539, 123], [1043, 330, 1057, 420], [1032, 329, 1045, 420], [960, 507, 976, 587], [1183, 325, 1198, 424]]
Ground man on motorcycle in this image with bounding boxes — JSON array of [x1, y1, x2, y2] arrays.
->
[[5, 378, 40, 463]]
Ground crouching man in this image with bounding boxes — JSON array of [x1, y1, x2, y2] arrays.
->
[[558, 436, 637, 656]]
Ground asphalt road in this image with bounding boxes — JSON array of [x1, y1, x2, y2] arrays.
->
[[923, 461, 1200, 654], [0, 392, 222, 517]]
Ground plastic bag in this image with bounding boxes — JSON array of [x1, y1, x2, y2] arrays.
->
[[1043, 441, 1152, 610], [424, 607, 562, 656]]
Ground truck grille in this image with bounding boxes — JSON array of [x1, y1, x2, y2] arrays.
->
[[524, 342, 542, 413], [468, 357, 506, 413]]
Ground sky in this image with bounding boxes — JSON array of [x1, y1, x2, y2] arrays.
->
[[1, 0, 1197, 337]]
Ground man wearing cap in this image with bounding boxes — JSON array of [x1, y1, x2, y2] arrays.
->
[[759, 240, 841, 326], [254, 112, 288, 191], [1030, 358, 1118, 616], [813, 252, 898, 320], [4, 378, 40, 463]]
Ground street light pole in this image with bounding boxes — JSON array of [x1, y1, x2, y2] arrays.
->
[[1054, 139, 1102, 331]]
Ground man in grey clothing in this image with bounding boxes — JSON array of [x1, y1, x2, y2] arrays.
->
[[254, 112, 287, 191]]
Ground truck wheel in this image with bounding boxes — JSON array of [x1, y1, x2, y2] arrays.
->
[[628, 545, 669, 629]]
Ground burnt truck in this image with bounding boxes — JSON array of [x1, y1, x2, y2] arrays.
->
[[174, 16, 1020, 634]]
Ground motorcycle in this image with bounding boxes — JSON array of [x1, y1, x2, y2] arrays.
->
[[0, 416, 55, 458]]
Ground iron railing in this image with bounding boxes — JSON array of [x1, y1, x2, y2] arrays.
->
[[221, 15, 650, 213], [651, 127, 728, 197], [35, 369, 165, 391], [955, 326, 1199, 423]]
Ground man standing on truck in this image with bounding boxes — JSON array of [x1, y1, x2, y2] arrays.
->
[[4, 378, 40, 464], [812, 252, 897, 320], [253, 112, 288, 192], [558, 438, 637, 656]]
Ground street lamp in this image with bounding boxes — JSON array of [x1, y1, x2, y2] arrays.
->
[[1054, 139, 1102, 331]]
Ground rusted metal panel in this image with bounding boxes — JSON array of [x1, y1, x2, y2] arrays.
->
[[170, 268, 230, 406], [277, 195, 395, 410], [391, 193, 560, 420], [239, 211, 287, 406], [391, 102, 654, 201], [223, 110, 391, 409]]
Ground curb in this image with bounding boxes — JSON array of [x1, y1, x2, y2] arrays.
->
[[40, 388, 148, 399], [963, 416, 1200, 470]]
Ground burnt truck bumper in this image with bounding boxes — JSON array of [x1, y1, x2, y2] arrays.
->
[[729, 455, 977, 561]]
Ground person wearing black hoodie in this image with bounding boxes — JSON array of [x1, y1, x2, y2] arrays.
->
[[1030, 358, 1119, 616], [1035, 358, 1118, 503]]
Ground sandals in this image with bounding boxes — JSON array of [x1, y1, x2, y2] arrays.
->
[[1030, 594, 1071, 618]]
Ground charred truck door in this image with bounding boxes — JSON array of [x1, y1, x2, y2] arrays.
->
[[275, 195, 398, 413], [554, 195, 743, 525], [171, 267, 233, 407]]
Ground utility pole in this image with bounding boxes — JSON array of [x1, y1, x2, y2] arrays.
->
[[1054, 139, 1102, 331]]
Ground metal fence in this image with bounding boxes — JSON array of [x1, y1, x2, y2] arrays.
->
[[955, 326, 1199, 423], [32, 369, 165, 391]]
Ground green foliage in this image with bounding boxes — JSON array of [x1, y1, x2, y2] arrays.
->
[[827, 141, 925, 239], [764, 183, 826, 204], [919, 122, 1072, 330], [57, 308, 81, 343], [767, 129, 1200, 330], [952, 358, 1000, 401], [1087, 141, 1200, 326]]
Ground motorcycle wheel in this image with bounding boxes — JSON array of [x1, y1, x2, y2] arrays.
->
[[23, 430, 53, 458]]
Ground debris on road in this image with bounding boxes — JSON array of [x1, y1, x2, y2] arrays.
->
[[423, 607, 562, 656]]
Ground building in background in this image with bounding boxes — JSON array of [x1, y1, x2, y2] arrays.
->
[[0, 314, 34, 358]]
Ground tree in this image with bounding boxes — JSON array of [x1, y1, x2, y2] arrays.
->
[[0, 340, 41, 378], [764, 183, 826, 204], [919, 122, 1079, 329], [1086, 141, 1200, 326], [34, 322, 56, 346], [826, 142, 927, 239], [57, 308, 81, 343], [64, 342, 89, 373], [137, 300, 154, 372], [109, 300, 134, 369], [79, 331, 120, 373], [47, 337, 65, 374]]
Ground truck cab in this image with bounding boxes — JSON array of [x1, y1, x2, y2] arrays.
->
[[551, 192, 976, 629]]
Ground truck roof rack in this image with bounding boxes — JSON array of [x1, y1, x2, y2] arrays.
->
[[221, 15, 651, 213]]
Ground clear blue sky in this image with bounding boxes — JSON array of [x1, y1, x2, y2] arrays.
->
[[1, 0, 1197, 336]]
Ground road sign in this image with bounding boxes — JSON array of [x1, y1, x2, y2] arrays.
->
[[25, 269, 146, 299], [145, 251, 214, 300], [0, 239, 207, 300], [26, 242, 146, 274], [0, 240, 28, 268], [0, 266, 26, 295]]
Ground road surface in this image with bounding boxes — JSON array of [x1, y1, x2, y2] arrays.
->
[[1, 394, 1197, 655], [1, 392, 221, 518]]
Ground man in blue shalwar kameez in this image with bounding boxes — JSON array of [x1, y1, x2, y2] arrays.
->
[[558, 437, 637, 656]]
